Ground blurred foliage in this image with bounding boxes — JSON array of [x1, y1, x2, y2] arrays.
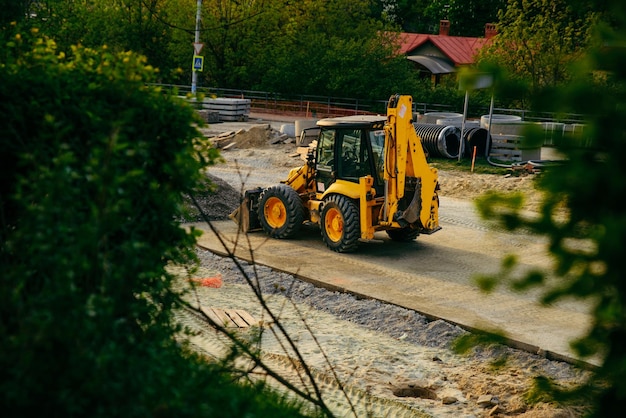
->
[[473, 0, 626, 415], [0, 27, 314, 417]]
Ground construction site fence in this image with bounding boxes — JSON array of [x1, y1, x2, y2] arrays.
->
[[152, 84, 585, 126]]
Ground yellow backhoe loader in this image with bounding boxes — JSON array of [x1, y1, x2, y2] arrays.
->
[[231, 94, 441, 252]]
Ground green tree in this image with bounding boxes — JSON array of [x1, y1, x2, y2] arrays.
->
[[0, 28, 311, 417], [375, 0, 434, 33], [473, 0, 626, 414], [479, 0, 598, 95], [191, 0, 284, 88], [247, 0, 421, 100], [142, 0, 425, 99], [20, 0, 182, 80]]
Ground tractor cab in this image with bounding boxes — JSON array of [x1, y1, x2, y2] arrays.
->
[[314, 115, 387, 195]]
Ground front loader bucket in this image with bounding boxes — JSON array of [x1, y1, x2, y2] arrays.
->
[[229, 188, 262, 232]]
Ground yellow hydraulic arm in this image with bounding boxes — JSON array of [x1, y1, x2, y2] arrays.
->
[[382, 95, 440, 232]]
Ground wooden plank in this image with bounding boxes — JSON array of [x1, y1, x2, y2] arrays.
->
[[492, 138, 520, 143], [225, 310, 249, 328], [234, 309, 258, 326], [217, 131, 236, 138], [491, 133, 522, 139], [491, 139, 521, 144], [221, 142, 237, 151], [200, 306, 225, 326], [491, 136, 522, 144], [209, 135, 235, 149], [489, 148, 523, 162], [490, 144, 522, 153], [201, 306, 258, 329], [491, 143, 519, 150], [210, 307, 237, 328]]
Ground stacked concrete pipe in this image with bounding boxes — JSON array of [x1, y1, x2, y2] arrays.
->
[[413, 123, 461, 159]]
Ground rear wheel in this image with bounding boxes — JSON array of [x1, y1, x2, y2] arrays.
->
[[320, 195, 360, 252], [258, 184, 304, 238], [386, 227, 419, 242]]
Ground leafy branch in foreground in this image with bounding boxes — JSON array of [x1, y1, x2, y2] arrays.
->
[[471, 1, 626, 414], [0, 28, 310, 417]]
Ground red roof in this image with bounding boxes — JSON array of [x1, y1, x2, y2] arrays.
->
[[398, 32, 492, 65]]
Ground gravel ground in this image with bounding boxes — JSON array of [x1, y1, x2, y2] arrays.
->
[[172, 248, 590, 418]]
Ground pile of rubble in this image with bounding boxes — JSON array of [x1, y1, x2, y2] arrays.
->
[[200, 124, 290, 150], [199, 122, 318, 162]]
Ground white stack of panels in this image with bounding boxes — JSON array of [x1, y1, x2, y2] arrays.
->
[[202, 98, 251, 121]]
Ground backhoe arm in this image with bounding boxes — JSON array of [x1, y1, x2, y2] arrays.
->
[[383, 95, 440, 232]]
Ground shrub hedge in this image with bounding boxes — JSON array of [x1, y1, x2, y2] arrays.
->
[[0, 27, 311, 418]]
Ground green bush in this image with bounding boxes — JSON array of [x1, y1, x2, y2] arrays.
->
[[0, 28, 309, 417]]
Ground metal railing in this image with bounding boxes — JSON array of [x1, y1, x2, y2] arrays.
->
[[153, 84, 384, 117], [152, 84, 586, 124]]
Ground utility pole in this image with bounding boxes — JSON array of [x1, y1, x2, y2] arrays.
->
[[191, 0, 202, 94]]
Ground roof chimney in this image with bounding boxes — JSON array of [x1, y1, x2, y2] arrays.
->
[[439, 20, 450, 36], [485, 23, 497, 39]]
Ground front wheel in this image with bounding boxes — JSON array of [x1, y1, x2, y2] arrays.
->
[[258, 184, 304, 239], [320, 195, 360, 253]]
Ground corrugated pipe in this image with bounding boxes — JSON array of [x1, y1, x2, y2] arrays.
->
[[462, 127, 491, 158], [413, 123, 460, 159]]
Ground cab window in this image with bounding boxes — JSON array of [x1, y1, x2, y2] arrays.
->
[[339, 129, 362, 178], [315, 129, 336, 192], [317, 130, 335, 167], [368, 129, 385, 184]]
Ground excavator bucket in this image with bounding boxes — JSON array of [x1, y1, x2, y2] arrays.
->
[[229, 188, 262, 232]]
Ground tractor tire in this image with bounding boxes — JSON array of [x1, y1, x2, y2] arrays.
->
[[320, 195, 360, 253], [386, 227, 419, 242], [258, 184, 304, 239]]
